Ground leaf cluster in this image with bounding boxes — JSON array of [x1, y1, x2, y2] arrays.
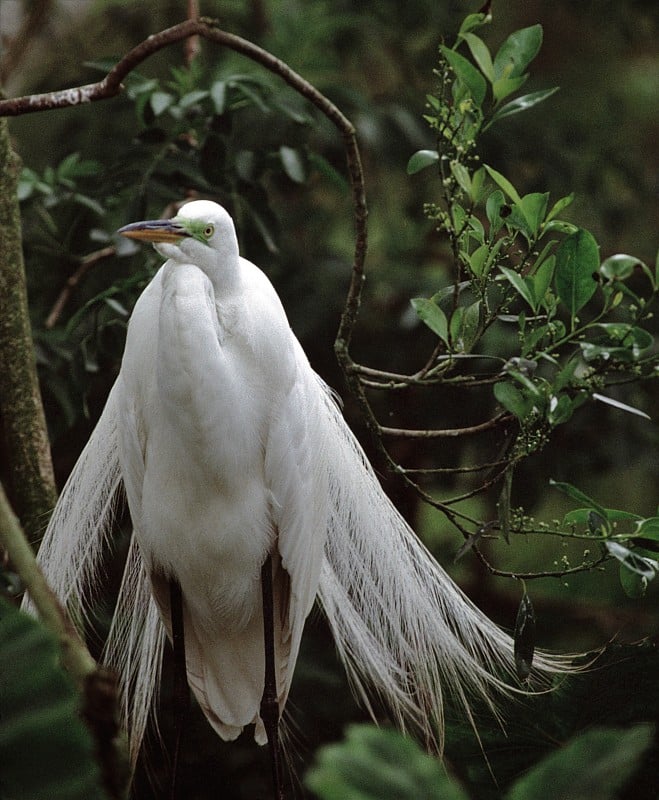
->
[[18, 59, 329, 440], [389, 14, 659, 581], [0, 599, 105, 800]]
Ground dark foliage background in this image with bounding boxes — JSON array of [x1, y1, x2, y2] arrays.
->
[[1, 1, 657, 798]]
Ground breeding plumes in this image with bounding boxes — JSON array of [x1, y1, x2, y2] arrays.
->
[[30, 200, 569, 775]]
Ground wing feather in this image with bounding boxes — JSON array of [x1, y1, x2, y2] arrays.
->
[[265, 341, 329, 708]]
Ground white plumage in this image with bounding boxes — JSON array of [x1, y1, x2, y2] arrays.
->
[[31, 200, 568, 767]]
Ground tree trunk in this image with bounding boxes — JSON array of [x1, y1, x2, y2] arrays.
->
[[0, 117, 57, 545]]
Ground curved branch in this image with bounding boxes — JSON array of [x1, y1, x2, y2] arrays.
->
[[0, 17, 368, 369]]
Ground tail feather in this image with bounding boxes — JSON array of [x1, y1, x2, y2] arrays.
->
[[31, 384, 123, 620], [103, 538, 165, 766], [316, 386, 571, 751], [26, 383, 164, 769], [28, 376, 573, 767]]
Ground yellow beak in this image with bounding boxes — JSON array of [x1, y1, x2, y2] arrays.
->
[[117, 219, 190, 243]]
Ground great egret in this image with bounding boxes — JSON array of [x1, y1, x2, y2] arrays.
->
[[31, 200, 568, 780]]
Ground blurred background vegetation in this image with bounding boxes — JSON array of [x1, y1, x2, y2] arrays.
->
[[1, 1, 658, 798]]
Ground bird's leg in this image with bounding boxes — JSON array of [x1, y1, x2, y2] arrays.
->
[[260, 554, 285, 800], [169, 577, 190, 800]]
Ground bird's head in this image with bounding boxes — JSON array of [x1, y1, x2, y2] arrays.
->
[[118, 200, 240, 284]]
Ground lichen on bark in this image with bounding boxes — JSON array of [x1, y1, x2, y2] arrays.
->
[[0, 117, 57, 545]]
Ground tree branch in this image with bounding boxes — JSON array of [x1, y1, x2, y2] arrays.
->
[[0, 17, 368, 379], [0, 482, 94, 681], [0, 481, 127, 799], [379, 413, 511, 439], [45, 245, 116, 329], [0, 0, 54, 85]]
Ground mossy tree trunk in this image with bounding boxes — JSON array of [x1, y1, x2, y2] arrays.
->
[[0, 117, 57, 545]]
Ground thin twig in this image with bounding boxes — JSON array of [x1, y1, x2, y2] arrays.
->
[[0, 0, 53, 85], [184, 0, 200, 66], [379, 413, 511, 439], [0, 482, 95, 684], [45, 246, 116, 329]]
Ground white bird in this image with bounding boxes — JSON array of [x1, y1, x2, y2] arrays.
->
[[31, 200, 568, 772]]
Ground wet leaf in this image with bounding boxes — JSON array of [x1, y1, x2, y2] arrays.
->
[[554, 228, 599, 316], [407, 149, 439, 175], [514, 591, 536, 679]]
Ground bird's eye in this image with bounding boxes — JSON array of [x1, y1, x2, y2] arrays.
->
[[204, 224, 215, 238]]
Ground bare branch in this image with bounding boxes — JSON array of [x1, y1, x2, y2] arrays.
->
[[184, 0, 201, 66], [45, 246, 116, 329], [0, 482, 95, 683], [379, 413, 511, 439], [0, 0, 53, 85], [0, 17, 368, 375]]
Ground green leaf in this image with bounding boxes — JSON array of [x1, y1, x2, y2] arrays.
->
[[460, 33, 494, 82], [411, 298, 449, 344], [634, 517, 659, 541], [549, 480, 607, 519], [542, 219, 578, 235], [600, 253, 642, 281], [0, 600, 104, 800], [545, 192, 575, 222], [149, 90, 174, 117], [578, 321, 653, 362], [492, 74, 528, 103], [505, 725, 655, 800], [619, 562, 649, 598], [484, 165, 522, 205], [449, 301, 480, 352], [522, 323, 551, 356], [494, 381, 529, 419], [468, 243, 489, 277], [488, 87, 559, 126], [514, 591, 536, 679], [494, 24, 543, 81], [485, 189, 507, 231], [450, 160, 472, 195], [458, 12, 491, 38], [532, 255, 555, 308], [279, 146, 306, 184], [517, 192, 549, 236], [305, 724, 469, 800], [470, 167, 487, 203], [309, 153, 348, 191], [56, 153, 102, 180], [499, 266, 537, 311], [407, 149, 439, 175], [554, 228, 599, 317], [177, 89, 209, 110], [563, 508, 642, 526], [606, 541, 657, 579], [547, 393, 575, 426], [210, 80, 227, 113], [441, 46, 487, 106]]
